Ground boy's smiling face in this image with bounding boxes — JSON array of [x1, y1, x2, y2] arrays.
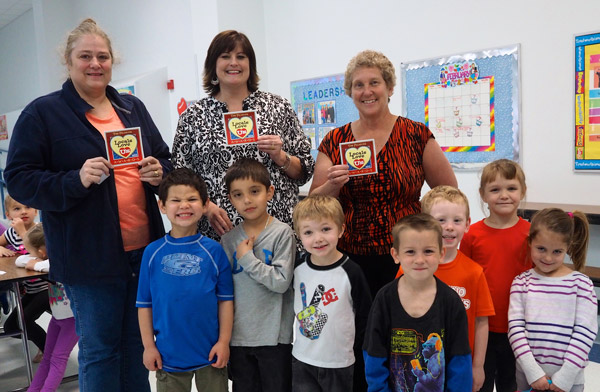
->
[[297, 217, 344, 266], [159, 185, 206, 237], [428, 200, 470, 252], [391, 228, 444, 283], [228, 177, 274, 223]]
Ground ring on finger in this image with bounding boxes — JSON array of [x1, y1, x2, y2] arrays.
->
[[154, 170, 159, 177]]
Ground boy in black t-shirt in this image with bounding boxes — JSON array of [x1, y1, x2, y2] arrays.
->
[[363, 213, 472, 392]]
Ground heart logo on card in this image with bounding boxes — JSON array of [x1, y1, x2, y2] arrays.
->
[[228, 116, 254, 139], [345, 147, 371, 170], [110, 135, 137, 158]]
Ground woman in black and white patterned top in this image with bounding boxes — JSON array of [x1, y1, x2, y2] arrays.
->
[[172, 30, 314, 241]]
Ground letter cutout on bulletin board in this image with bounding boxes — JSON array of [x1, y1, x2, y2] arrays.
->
[[575, 31, 600, 170], [290, 74, 359, 159], [400, 44, 520, 170]]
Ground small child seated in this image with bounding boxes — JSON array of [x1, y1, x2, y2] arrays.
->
[[396, 186, 495, 390], [291, 195, 372, 392], [363, 213, 472, 391], [20, 223, 79, 392], [2, 194, 48, 363], [136, 168, 234, 392], [221, 158, 296, 392]]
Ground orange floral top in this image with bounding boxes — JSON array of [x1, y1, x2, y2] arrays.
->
[[318, 116, 433, 255]]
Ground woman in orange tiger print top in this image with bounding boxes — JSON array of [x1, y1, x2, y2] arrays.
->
[[310, 50, 456, 298]]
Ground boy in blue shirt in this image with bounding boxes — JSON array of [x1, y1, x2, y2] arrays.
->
[[363, 213, 472, 392], [137, 168, 234, 392]]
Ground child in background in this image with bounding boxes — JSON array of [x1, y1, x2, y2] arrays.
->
[[460, 159, 531, 392], [16, 224, 79, 392], [291, 195, 372, 392], [364, 213, 472, 392], [396, 186, 495, 391], [509, 209, 597, 392], [2, 194, 48, 363], [136, 168, 233, 392], [221, 158, 296, 392]]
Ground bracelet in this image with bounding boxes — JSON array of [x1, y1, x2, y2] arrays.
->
[[278, 152, 292, 171]]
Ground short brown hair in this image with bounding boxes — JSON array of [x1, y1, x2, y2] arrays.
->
[[292, 195, 344, 236], [421, 185, 470, 219], [64, 18, 114, 66], [224, 158, 271, 194], [158, 168, 208, 204], [391, 213, 442, 251], [203, 30, 259, 96], [344, 50, 396, 96]]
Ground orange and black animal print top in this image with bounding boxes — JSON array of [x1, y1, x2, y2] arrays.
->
[[318, 116, 433, 255]]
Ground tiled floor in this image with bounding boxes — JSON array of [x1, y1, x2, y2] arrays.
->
[[1, 312, 600, 391]]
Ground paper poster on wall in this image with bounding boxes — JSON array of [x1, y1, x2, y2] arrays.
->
[[401, 44, 520, 169], [0, 115, 7, 140], [291, 74, 359, 158], [575, 31, 600, 170]]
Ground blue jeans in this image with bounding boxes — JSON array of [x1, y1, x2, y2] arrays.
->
[[64, 249, 149, 392]]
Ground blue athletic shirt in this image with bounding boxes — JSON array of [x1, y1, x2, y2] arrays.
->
[[136, 232, 234, 372]]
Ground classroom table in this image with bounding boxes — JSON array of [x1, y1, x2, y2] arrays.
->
[[0, 256, 48, 391]]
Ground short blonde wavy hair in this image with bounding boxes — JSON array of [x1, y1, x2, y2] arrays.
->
[[344, 50, 396, 96]]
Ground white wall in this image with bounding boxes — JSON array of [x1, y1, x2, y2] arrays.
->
[[0, 9, 39, 112]]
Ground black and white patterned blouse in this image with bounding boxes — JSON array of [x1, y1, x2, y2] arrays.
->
[[172, 90, 314, 241]]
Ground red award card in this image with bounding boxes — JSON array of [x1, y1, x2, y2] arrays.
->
[[223, 110, 259, 145], [104, 127, 145, 167], [340, 139, 377, 176]]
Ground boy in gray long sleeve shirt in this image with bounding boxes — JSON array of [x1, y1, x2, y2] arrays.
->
[[221, 158, 295, 392]]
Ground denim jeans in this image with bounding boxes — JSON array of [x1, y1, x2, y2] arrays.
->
[[64, 249, 149, 392]]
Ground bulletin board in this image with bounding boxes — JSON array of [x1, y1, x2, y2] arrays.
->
[[574, 31, 600, 170], [400, 44, 520, 169], [290, 74, 359, 159]]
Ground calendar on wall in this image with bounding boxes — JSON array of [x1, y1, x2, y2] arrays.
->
[[401, 44, 520, 169]]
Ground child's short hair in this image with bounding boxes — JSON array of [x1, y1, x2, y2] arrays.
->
[[292, 195, 344, 235], [421, 185, 470, 219], [25, 223, 45, 249], [529, 208, 589, 272], [224, 158, 271, 193], [479, 159, 527, 197], [158, 168, 208, 204], [392, 213, 443, 250]]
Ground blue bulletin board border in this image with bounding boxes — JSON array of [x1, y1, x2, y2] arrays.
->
[[290, 74, 359, 159], [400, 44, 521, 170]]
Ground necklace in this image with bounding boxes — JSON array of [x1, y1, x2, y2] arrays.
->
[[264, 216, 271, 230]]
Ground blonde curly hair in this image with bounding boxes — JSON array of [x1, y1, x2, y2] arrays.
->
[[344, 50, 396, 96]]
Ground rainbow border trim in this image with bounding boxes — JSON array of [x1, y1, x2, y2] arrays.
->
[[424, 76, 495, 152]]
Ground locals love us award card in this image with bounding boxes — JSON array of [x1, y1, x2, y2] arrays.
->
[[223, 110, 259, 145], [340, 139, 377, 176], [104, 127, 144, 167]]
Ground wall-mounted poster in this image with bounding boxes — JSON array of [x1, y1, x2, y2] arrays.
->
[[291, 74, 359, 158], [575, 31, 600, 170], [401, 44, 520, 169], [0, 115, 7, 140]]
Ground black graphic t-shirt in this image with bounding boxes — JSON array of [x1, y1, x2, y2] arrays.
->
[[363, 277, 470, 391]]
